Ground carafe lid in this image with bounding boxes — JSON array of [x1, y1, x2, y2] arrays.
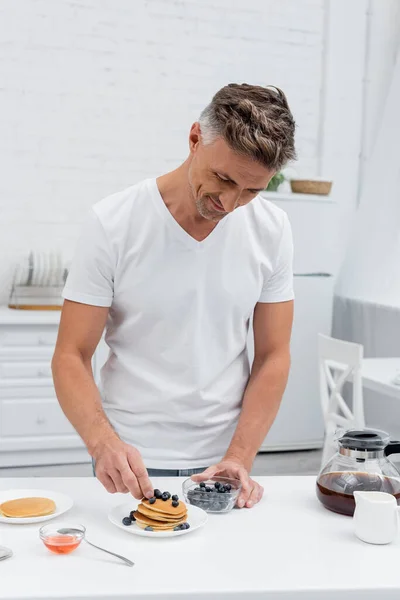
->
[[338, 428, 390, 452]]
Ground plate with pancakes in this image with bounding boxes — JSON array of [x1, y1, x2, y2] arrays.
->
[[109, 493, 208, 538], [0, 489, 73, 524]]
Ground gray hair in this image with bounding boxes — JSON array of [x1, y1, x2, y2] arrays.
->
[[198, 83, 296, 171]]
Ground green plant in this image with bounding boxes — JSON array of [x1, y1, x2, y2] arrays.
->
[[266, 172, 284, 192]]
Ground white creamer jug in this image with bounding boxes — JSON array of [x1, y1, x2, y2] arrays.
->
[[354, 491, 399, 544]]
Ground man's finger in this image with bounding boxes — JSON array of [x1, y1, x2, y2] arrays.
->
[[98, 471, 118, 494], [120, 465, 142, 499], [127, 453, 153, 499], [245, 484, 260, 508], [236, 469, 252, 508], [191, 465, 219, 482], [109, 468, 129, 494], [258, 484, 265, 502], [136, 469, 154, 499]]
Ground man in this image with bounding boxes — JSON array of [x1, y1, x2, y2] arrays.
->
[[52, 83, 296, 509]]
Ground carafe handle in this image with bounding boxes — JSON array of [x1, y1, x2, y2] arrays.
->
[[384, 441, 400, 457]]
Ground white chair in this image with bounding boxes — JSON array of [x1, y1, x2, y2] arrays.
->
[[318, 333, 365, 466]]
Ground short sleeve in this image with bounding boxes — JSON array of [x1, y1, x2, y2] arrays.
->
[[259, 212, 295, 303], [62, 209, 114, 307]]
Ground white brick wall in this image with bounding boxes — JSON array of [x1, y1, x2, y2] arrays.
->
[[0, 0, 325, 304]]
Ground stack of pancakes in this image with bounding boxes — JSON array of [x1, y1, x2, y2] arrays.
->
[[134, 498, 188, 531], [0, 497, 56, 518]]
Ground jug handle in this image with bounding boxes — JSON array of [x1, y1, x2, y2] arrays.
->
[[384, 441, 400, 457]]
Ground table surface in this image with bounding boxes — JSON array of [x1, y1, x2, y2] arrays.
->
[[1, 476, 400, 600], [361, 357, 400, 399]]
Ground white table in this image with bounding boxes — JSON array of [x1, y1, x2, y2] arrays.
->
[[361, 357, 400, 400], [1, 476, 400, 599]]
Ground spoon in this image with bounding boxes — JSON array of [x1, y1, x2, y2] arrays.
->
[[57, 528, 134, 567], [0, 546, 13, 562]]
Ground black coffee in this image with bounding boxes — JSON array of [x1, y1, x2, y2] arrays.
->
[[316, 471, 400, 516]]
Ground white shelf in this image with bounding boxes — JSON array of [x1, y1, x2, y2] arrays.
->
[[260, 190, 335, 204], [0, 306, 61, 325]]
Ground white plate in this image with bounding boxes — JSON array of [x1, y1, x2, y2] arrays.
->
[[108, 501, 208, 538], [31, 252, 37, 286], [42, 252, 49, 286], [0, 489, 73, 524], [56, 251, 62, 286], [40, 252, 47, 287], [33, 251, 42, 286], [15, 256, 29, 286], [49, 251, 56, 286]]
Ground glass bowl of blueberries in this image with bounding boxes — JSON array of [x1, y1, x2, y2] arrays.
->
[[182, 477, 241, 513]]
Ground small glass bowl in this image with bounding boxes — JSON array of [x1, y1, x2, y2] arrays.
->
[[182, 476, 241, 513], [39, 523, 85, 555]]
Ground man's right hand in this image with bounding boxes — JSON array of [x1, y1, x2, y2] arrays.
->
[[91, 435, 154, 499]]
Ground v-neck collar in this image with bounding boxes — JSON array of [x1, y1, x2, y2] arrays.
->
[[149, 178, 230, 251]]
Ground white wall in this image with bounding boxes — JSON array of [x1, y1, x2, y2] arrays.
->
[[0, 0, 326, 304], [359, 0, 400, 193]]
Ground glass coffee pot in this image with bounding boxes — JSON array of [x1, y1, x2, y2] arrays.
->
[[316, 428, 400, 516]]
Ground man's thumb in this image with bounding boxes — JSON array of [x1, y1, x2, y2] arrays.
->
[[191, 465, 218, 482]]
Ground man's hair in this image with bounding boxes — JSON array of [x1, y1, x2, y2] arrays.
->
[[199, 83, 296, 171]]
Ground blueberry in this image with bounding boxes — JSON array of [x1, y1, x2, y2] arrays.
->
[[194, 487, 202, 492], [161, 492, 169, 501], [129, 511, 136, 521], [183, 522, 190, 529], [225, 484, 232, 492], [122, 516, 132, 526], [172, 500, 179, 508], [205, 486, 212, 492], [199, 482, 206, 488], [172, 494, 179, 502], [154, 489, 162, 499], [214, 481, 221, 489], [164, 491, 171, 500], [145, 526, 153, 531], [149, 497, 157, 504], [218, 486, 226, 493], [173, 525, 181, 531]]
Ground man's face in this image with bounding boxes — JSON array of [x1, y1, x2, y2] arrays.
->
[[188, 122, 275, 222]]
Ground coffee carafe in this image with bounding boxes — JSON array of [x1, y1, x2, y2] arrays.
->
[[316, 428, 400, 516]]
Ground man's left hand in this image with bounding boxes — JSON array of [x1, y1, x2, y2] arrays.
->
[[191, 460, 264, 508]]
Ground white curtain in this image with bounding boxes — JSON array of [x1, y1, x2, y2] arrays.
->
[[333, 46, 400, 436], [335, 46, 400, 310]]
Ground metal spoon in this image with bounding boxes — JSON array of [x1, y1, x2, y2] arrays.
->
[[57, 528, 134, 567], [0, 546, 13, 562]]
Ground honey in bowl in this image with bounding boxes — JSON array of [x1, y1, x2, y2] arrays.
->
[[42, 534, 82, 554], [39, 523, 85, 555]]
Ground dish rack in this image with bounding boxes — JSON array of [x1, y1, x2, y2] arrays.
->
[[9, 251, 68, 310]]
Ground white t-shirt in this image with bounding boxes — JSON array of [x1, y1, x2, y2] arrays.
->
[[63, 178, 294, 468]]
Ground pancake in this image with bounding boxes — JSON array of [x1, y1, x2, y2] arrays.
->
[[137, 506, 187, 522], [0, 497, 56, 518], [133, 511, 187, 531], [141, 498, 186, 517], [131, 496, 189, 532], [138, 503, 187, 522]]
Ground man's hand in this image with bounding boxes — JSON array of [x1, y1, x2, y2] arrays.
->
[[92, 435, 154, 500], [191, 459, 264, 508]]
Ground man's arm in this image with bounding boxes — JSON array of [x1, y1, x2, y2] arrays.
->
[[193, 299, 294, 507], [225, 299, 293, 470], [52, 299, 153, 499]]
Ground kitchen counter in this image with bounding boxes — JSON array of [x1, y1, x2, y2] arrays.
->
[[1, 476, 400, 599]]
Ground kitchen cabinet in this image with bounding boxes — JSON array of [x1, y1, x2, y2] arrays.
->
[[0, 308, 102, 467]]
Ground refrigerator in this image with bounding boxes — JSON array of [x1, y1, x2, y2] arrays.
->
[[253, 193, 337, 451], [248, 272, 335, 451]]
